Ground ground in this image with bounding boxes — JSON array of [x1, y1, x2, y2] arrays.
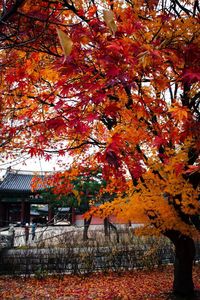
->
[[0, 265, 200, 300]]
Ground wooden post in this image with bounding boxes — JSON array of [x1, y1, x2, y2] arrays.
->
[[0, 202, 6, 226], [20, 201, 30, 224], [71, 207, 76, 225], [24, 202, 30, 224], [20, 200, 25, 225]]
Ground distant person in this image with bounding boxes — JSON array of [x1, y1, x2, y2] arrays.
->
[[24, 223, 29, 244], [31, 223, 36, 240]]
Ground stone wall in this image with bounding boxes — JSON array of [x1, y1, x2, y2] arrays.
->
[[0, 237, 199, 276], [0, 243, 176, 276]]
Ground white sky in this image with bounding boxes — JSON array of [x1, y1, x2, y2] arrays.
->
[[0, 154, 72, 177]]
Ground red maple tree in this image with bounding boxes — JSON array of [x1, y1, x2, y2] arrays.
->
[[0, 0, 200, 297]]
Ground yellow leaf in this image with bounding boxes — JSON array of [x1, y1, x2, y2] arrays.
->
[[72, 189, 81, 205], [103, 10, 117, 35], [169, 105, 188, 121], [138, 51, 151, 68], [56, 28, 73, 57]]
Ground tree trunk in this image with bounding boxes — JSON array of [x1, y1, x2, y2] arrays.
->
[[166, 231, 195, 297], [104, 217, 110, 237], [104, 217, 119, 243], [83, 216, 92, 240]]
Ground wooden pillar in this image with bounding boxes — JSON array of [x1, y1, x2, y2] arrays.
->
[[4, 203, 11, 225], [0, 202, 6, 227], [20, 201, 30, 224], [5, 203, 9, 226], [71, 207, 76, 225], [24, 202, 30, 224], [20, 200, 25, 224]]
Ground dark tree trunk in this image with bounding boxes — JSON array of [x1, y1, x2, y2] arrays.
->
[[83, 216, 92, 240], [166, 231, 195, 297], [104, 217, 119, 243], [104, 217, 110, 237], [173, 235, 195, 296]]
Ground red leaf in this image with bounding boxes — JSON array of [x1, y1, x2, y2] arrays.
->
[[46, 118, 65, 130], [106, 65, 120, 77], [107, 42, 123, 52], [106, 150, 120, 168], [129, 163, 144, 179], [174, 162, 185, 176], [55, 100, 64, 110], [182, 68, 200, 84], [28, 147, 44, 157], [104, 103, 119, 117], [44, 154, 52, 161], [86, 113, 98, 122], [58, 149, 65, 156], [153, 136, 166, 147]]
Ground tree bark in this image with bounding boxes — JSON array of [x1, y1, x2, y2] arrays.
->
[[83, 216, 92, 240], [104, 217, 119, 243], [104, 217, 110, 237], [166, 231, 195, 297]]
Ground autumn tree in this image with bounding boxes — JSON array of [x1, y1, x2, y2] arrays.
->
[[36, 170, 117, 240], [1, 0, 200, 297]]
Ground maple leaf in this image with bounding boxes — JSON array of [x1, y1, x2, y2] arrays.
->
[[153, 136, 166, 148], [46, 118, 65, 130], [28, 147, 38, 157], [105, 150, 120, 168], [54, 100, 64, 110], [58, 149, 65, 156], [87, 5, 97, 18], [181, 68, 200, 84], [73, 121, 89, 134], [173, 162, 185, 176], [86, 113, 98, 122], [1, 1, 200, 295], [103, 103, 119, 117], [106, 65, 120, 77], [107, 42, 123, 53], [130, 163, 144, 179], [56, 28, 73, 58], [169, 105, 189, 121], [103, 10, 117, 35], [28, 147, 44, 157]]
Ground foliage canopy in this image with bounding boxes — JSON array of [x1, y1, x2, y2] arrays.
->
[[0, 0, 199, 237]]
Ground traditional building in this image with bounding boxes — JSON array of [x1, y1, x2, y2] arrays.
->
[[0, 169, 75, 227], [0, 169, 126, 228]]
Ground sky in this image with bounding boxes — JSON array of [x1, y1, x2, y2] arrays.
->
[[0, 154, 72, 177]]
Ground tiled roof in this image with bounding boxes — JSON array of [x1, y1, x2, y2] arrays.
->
[[0, 171, 44, 193]]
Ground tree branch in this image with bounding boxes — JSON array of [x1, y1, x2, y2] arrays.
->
[[0, 0, 25, 23]]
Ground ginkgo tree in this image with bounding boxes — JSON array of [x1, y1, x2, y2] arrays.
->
[[0, 0, 200, 297]]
